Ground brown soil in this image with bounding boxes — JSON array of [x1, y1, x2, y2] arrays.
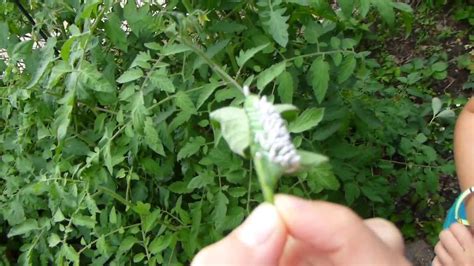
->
[[406, 239, 435, 265], [383, 5, 472, 97]]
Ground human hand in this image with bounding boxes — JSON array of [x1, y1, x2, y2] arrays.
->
[[433, 223, 474, 266], [192, 194, 409, 266]]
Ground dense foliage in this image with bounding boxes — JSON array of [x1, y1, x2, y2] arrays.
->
[[0, 0, 471, 264]]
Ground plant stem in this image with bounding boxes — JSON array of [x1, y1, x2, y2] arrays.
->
[[260, 183, 274, 203], [180, 37, 243, 92], [254, 157, 275, 203]]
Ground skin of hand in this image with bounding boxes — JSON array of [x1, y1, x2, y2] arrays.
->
[[192, 194, 410, 266], [454, 97, 474, 224], [433, 223, 474, 266]]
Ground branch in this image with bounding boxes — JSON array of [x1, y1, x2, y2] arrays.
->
[[14, 0, 60, 55]]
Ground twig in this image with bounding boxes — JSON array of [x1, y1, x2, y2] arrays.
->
[[14, 0, 60, 55]]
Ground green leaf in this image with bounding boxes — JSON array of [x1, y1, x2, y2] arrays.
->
[[129, 91, 148, 131], [169, 181, 193, 194], [177, 136, 206, 161], [338, 0, 354, 17], [133, 253, 146, 263], [289, 108, 325, 133], [175, 91, 196, 114], [47, 61, 72, 89], [143, 210, 161, 233], [61, 244, 79, 263], [310, 0, 337, 20], [431, 62, 448, 72], [298, 150, 329, 168], [145, 42, 161, 50], [161, 43, 191, 56], [212, 191, 229, 229], [78, 62, 115, 94], [81, 0, 100, 19], [274, 104, 299, 116], [431, 97, 442, 115], [308, 57, 330, 103], [27, 38, 57, 89], [360, 0, 371, 17], [149, 68, 175, 93], [149, 234, 173, 254], [133, 202, 151, 216], [437, 109, 455, 119], [72, 214, 96, 229], [116, 68, 144, 83], [193, 39, 230, 69], [257, 62, 286, 91], [60, 36, 76, 62], [361, 186, 384, 202], [258, 0, 290, 47], [144, 117, 165, 156], [415, 133, 428, 144], [372, 0, 395, 25], [236, 43, 270, 68], [105, 13, 128, 52], [0, 22, 9, 48], [351, 100, 382, 128], [309, 163, 340, 190], [344, 183, 360, 205], [187, 173, 214, 190], [130, 52, 152, 69], [109, 206, 117, 224], [53, 209, 66, 223], [210, 107, 250, 156], [7, 219, 39, 237], [391, 2, 413, 13], [304, 20, 336, 43], [209, 20, 247, 33], [277, 71, 294, 103], [48, 233, 61, 247], [54, 89, 75, 141], [196, 82, 220, 110], [169, 111, 192, 132], [118, 236, 138, 253], [337, 54, 356, 83]]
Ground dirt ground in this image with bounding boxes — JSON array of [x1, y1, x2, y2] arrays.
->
[[406, 239, 435, 265]]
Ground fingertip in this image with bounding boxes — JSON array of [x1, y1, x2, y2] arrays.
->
[[190, 249, 207, 266], [274, 194, 358, 252], [364, 218, 405, 254], [235, 203, 281, 247], [191, 202, 287, 265]]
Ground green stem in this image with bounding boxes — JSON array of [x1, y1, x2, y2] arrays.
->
[[261, 183, 274, 203], [254, 157, 275, 203], [180, 37, 243, 92]]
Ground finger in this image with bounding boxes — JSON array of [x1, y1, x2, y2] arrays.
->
[[449, 223, 474, 250], [432, 256, 442, 266], [434, 241, 454, 266], [279, 237, 318, 266], [192, 203, 287, 266], [439, 228, 464, 260], [275, 195, 410, 266], [364, 218, 405, 254]]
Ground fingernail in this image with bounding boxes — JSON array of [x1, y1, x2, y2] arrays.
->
[[236, 203, 279, 247]]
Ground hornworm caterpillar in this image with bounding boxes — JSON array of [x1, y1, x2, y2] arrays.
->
[[210, 85, 327, 203], [243, 86, 300, 202]]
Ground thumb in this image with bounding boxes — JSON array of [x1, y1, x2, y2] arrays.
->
[[192, 203, 287, 266]]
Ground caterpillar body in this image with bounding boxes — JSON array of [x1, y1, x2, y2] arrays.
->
[[243, 86, 300, 202]]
